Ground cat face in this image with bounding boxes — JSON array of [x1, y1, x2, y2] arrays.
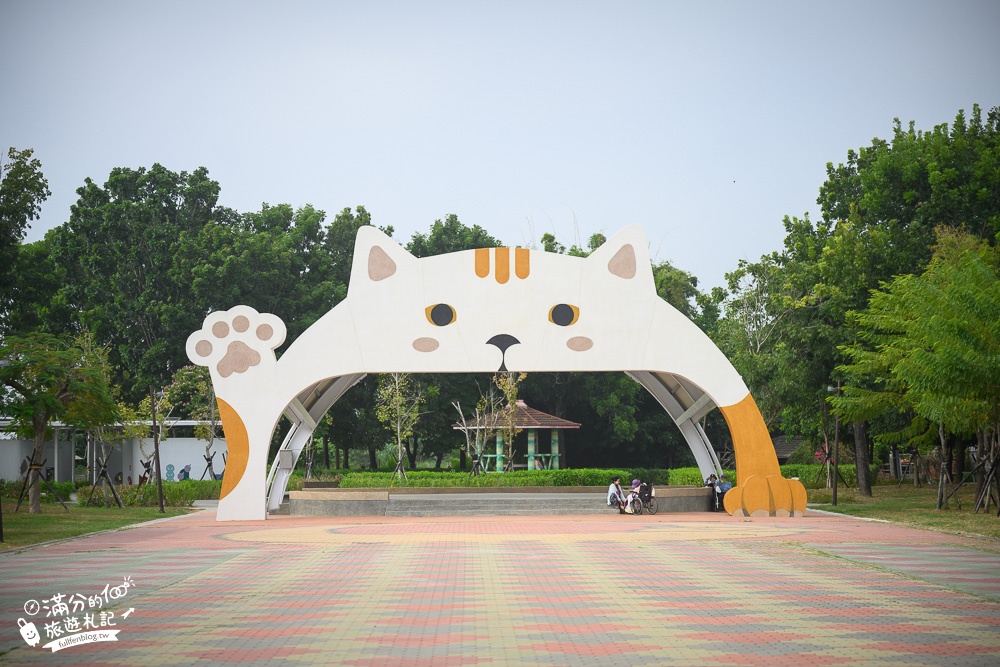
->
[[345, 225, 657, 373]]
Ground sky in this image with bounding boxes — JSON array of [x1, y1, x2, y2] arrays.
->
[[2, 0, 998, 291]]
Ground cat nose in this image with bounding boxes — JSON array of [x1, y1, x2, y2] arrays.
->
[[486, 334, 520, 371], [487, 334, 520, 354]]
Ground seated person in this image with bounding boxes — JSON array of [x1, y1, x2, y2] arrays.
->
[[705, 474, 722, 510], [607, 476, 626, 513], [625, 478, 642, 513]]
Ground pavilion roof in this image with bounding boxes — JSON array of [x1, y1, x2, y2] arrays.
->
[[452, 399, 580, 430]]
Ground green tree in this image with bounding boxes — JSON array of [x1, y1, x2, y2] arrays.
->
[[494, 371, 526, 471], [53, 164, 223, 401], [838, 229, 1000, 508], [820, 105, 1000, 268], [0, 147, 51, 323], [178, 203, 343, 342], [179, 202, 391, 470], [717, 253, 799, 431], [453, 382, 506, 472], [375, 373, 425, 480], [4, 234, 73, 335], [539, 230, 606, 258], [409, 375, 473, 469], [757, 106, 1000, 494], [540, 232, 565, 254], [408, 214, 500, 258], [324, 206, 392, 290], [0, 333, 116, 513], [725, 207, 906, 496], [653, 261, 696, 318]]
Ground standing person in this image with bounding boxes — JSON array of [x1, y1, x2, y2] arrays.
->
[[607, 476, 626, 513]]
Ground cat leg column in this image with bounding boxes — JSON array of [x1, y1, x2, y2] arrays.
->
[[719, 394, 807, 517], [215, 398, 274, 521]]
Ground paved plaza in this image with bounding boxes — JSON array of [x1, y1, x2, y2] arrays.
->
[[2, 509, 999, 666]]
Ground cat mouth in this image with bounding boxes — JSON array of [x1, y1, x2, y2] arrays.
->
[[486, 334, 520, 372]]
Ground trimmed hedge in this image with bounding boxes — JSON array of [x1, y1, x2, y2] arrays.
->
[[665, 467, 725, 486], [623, 468, 672, 486], [338, 469, 619, 488], [336, 468, 676, 488]]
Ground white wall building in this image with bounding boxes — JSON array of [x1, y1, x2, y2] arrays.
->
[[0, 420, 228, 485]]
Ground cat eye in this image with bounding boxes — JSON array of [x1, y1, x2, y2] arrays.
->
[[549, 303, 579, 326], [426, 303, 457, 326]]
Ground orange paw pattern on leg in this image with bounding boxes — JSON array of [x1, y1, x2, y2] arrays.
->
[[723, 485, 744, 516], [742, 475, 772, 516], [788, 478, 807, 516], [723, 475, 808, 517], [216, 398, 249, 500]]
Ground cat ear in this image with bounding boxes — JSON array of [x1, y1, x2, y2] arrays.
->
[[351, 226, 415, 284], [587, 225, 652, 282]]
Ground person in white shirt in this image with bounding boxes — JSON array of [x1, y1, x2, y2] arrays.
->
[[607, 476, 626, 513]]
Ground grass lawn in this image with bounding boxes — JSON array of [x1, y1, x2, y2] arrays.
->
[[0, 501, 191, 552], [809, 480, 1000, 541]]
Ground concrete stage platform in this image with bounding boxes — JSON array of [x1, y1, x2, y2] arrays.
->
[[288, 485, 715, 516]]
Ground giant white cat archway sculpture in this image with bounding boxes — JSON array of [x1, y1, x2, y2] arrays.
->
[[186, 225, 807, 521]]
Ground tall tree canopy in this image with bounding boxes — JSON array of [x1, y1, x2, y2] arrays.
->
[[819, 104, 1000, 275], [835, 229, 1000, 506], [731, 106, 1000, 442], [53, 164, 223, 400], [706, 105, 1000, 497], [1, 147, 51, 326], [408, 214, 500, 257]]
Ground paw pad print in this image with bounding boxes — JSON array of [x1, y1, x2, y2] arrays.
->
[[186, 306, 286, 378]]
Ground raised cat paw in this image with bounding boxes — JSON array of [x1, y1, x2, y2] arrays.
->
[[186, 306, 286, 378], [723, 474, 807, 517]]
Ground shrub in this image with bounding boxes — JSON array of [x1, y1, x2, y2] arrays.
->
[[75, 479, 222, 508], [1, 478, 77, 503]]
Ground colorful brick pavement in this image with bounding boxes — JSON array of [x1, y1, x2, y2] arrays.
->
[[1, 510, 999, 666]]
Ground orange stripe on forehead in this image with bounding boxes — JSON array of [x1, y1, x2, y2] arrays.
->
[[495, 248, 510, 284], [475, 248, 490, 278], [476, 247, 529, 282], [515, 248, 530, 279]]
